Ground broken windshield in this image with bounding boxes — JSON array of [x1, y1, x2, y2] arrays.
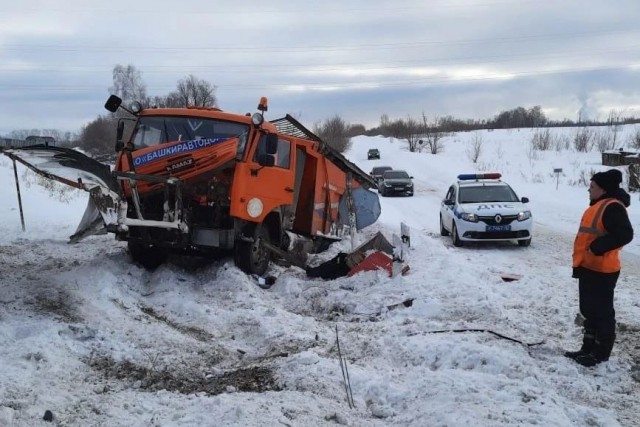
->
[[131, 117, 249, 150]]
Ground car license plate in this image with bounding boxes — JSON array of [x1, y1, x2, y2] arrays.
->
[[486, 225, 511, 232]]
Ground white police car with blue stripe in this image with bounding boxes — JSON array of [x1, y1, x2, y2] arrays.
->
[[439, 173, 532, 247]]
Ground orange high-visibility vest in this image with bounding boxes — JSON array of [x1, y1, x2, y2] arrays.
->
[[573, 198, 625, 273]]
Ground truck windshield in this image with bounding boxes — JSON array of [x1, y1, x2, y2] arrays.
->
[[132, 116, 249, 152]]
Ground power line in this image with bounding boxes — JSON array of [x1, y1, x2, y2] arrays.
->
[[0, 63, 636, 93], [2, 27, 637, 53], [1, 44, 638, 74]]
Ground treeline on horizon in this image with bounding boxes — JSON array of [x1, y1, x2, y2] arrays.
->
[[347, 106, 640, 140]]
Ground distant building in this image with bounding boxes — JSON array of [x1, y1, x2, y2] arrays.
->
[[25, 135, 56, 146], [0, 137, 27, 148]]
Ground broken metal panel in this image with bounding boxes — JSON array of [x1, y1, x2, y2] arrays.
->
[[2, 146, 120, 193]]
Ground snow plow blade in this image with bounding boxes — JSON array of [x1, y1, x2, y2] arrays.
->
[[2, 145, 119, 193], [2, 146, 122, 242]]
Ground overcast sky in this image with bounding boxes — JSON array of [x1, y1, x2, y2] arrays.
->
[[1, 0, 640, 136]]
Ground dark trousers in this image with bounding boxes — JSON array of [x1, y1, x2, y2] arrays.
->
[[578, 271, 618, 355]]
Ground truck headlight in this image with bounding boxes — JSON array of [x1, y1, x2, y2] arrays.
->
[[517, 211, 531, 221], [461, 213, 478, 222], [247, 198, 264, 218]]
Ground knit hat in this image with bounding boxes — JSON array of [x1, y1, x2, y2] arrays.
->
[[591, 169, 622, 193]]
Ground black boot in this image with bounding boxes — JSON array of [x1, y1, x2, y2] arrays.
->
[[564, 331, 595, 359], [574, 335, 615, 367]]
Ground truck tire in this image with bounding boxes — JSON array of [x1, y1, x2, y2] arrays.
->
[[128, 241, 169, 270], [234, 225, 271, 276]]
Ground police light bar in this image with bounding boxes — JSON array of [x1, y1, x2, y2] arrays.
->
[[457, 173, 502, 180]]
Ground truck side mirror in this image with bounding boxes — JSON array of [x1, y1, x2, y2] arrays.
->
[[521, 197, 529, 203], [443, 199, 454, 206], [265, 133, 278, 155], [257, 154, 275, 167], [105, 95, 122, 113], [115, 121, 125, 152], [116, 121, 124, 142]]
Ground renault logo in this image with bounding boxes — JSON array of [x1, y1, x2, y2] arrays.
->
[[495, 214, 502, 223]]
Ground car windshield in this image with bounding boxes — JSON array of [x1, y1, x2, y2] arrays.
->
[[131, 116, 249, 149], [373, 167, 392, 174], [383, 171, 409, 179], [458, 185, 519, 203]]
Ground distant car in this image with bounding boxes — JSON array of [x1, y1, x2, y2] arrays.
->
[[370, 166, 393, 184], [379, 170, 414, 197], [439, 173, 532, 247], [367, 148, 380, 160]]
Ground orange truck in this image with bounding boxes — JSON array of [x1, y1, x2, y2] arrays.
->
[[3, 95, 380, 275]]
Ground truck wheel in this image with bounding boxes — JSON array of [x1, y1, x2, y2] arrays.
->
[[128, 241, 168, 270], [234, 225, 271, 276]]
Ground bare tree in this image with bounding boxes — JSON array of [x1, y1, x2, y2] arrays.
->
[[607, 108, 626, 149], [422, 114, 444, 154], [77, 115, 118, 155], [530, 128, 552, 151], [628, 128, 640, 149], [171, 75, 217, 107], [466, 132, 483, 163], [109, 64, 148, 105], [594, 129, 616, 152], [573, 128, 593, 152], [313, 115, 351, 152], [397, 116, 424, 152]]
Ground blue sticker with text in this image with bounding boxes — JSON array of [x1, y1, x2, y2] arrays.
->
[[133, 138, 225, 167]]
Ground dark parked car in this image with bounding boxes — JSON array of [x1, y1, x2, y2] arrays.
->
[[379, 170, 414, 197], [367, 148, 380, 160], [370, 166, 393, 185]]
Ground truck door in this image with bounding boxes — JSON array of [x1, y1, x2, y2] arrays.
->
[[233, 135, 295, 221]]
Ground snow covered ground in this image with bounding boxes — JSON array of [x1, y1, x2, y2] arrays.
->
[[1, 125, 640, 426]]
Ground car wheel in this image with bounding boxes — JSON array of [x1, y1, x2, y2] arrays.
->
[[518, 238, 531, 247], [440, 215, 450, 236], [452, 223, 463, 247]]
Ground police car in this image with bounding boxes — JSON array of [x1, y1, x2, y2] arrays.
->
[[439, 173, 532, 247]]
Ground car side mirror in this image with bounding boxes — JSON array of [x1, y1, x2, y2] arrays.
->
[[444, 199, 454, 206], [521, 197, 529, 203]]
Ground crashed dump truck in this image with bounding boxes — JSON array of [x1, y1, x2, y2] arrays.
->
[[3, 95, 381, 275]]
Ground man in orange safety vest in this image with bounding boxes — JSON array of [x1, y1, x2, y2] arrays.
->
[[566, 169, 633, 367]]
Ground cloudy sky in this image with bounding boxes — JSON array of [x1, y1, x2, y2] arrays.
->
[[1, 0, 640, 136]]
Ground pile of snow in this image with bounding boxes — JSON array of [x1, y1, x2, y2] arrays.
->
[[1, 126, 639, 426]]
